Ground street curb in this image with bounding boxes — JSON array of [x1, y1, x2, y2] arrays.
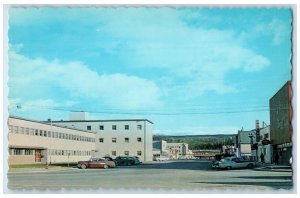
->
[[7, 167, 80, 174], [253, 167, 292, 172]]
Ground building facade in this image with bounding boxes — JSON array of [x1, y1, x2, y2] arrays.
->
[[257, 125, 272, 163], [51, 118, 153, 162], [152, 140, 193, 159], [8, 116, 96, 165], [236, 129, 257, 159], [269, 81, 293, 165]]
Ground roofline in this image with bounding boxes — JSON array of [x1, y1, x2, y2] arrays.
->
[[270, 80, 291, 101], [9, 115, 97, 134], [50, 119, 154, 124]]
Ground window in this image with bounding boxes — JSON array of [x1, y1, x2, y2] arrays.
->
[[112, 138, 117, 143], [13, 149, 23, 155], [137, 125, 142, 130], [25, 128, 30, 135], [44, 131, 47, 137], [99, 138, 104, 143], [59, 133, 62, 139], [137, 151, 142, 156], [24, 149, 33, 155], [125, 125, 129, 130], [264, 133, 269, 139], [112, 151, 116, 156], [125, 138, 129, 143], [30, 129, 34, 136], [14, 126, 19, 134], [124, 151, 129, 156], [137, 137, 142, 142], [40, 130, 43, 136], [112, 125, 117, 130], [35, 129, 39, 136], [99, 125, 104, 130], [47, 131, 51, 137], [87, 125, 91, 130], [20, 127, 24, 134]]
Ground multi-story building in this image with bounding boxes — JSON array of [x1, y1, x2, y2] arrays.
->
[[8, 112, 154, 165], [269, 81, 293, 165], [8, 116, 96, 165], [50, 112, 153, 162]]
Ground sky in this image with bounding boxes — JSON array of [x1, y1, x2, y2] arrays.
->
[[6, 6, 292, 135]]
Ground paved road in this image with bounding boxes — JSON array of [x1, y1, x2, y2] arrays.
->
[[6, 160, 293, 193]]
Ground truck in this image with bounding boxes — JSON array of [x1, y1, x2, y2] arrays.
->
[[212, 157, 256, 170]]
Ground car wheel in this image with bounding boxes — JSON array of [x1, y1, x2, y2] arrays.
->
[[81, 164, 87, 169], [247, 164, 254, 169], [103, 164, 109, 169]]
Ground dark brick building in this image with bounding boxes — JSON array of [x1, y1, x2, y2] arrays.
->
[[269, 81, 292, 165]]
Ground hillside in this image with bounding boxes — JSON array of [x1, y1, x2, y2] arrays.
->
[[153, 134, 236, 150]]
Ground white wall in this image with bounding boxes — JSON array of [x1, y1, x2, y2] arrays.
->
[[8, 117, 96, 165], [52, 120, 153, 162]]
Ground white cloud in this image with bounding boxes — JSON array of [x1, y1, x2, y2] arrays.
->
[[94, 9, 271, 97], [255, 18, 291, 45], [8, 51, 163, 110]]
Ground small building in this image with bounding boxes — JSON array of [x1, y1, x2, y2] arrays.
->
[[257, 125, 272, 163], [236, 129, 257, 159], [152, 140, 193, 159]]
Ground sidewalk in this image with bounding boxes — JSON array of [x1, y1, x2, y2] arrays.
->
[[7, 166, 79, 174], [254, 163, 292, 172]]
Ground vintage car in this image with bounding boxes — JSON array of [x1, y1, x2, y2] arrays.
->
[[212, 157, 256, 170], [154, 156, 170, 161], [114, 156, 141, 166], [77, 158, 116, 169]]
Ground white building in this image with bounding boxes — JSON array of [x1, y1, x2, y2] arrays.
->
[[237, 129, 257, 158], [8, 113, 154, 165], [8, 116, 96, 165], [257, 125, 272, 163], [50, 113, 153, 162], [153, 140, 193, 159]]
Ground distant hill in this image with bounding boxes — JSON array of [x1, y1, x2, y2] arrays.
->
[[153, 134, 236, 150]]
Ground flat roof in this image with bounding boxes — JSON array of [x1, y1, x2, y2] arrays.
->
[[9, 115, 97, 134], [50, 119, 154, 124]]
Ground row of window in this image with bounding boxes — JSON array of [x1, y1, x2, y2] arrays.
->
[[167, 146, 182, 149], [48, 149, 91, 156], [9, 149, 35, 155], [9, 125, 96, 143], [9, 148, 142, 157], [111, 150, 142, 156], [9, 148, 91, 156], [87, 124, 143, 131], [99, 137, 142, 143]]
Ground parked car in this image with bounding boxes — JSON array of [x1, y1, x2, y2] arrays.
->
[[154, 156, 170, 161], [114, 156, 141, 166], [212, 157, 256, 170], [77, 158, 116, 169]]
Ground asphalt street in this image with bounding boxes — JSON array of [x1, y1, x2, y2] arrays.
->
[[6, 160, 293, 193]]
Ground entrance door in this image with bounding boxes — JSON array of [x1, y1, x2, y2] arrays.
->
[[35, 150, 42, 162]]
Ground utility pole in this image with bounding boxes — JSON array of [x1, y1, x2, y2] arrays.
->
[[255, 120, 260, 162]]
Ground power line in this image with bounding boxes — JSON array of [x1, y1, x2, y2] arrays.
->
[[10, 103, 289, 116]]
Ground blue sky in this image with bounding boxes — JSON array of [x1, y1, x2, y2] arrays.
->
[[7, 7, 292, 135]]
